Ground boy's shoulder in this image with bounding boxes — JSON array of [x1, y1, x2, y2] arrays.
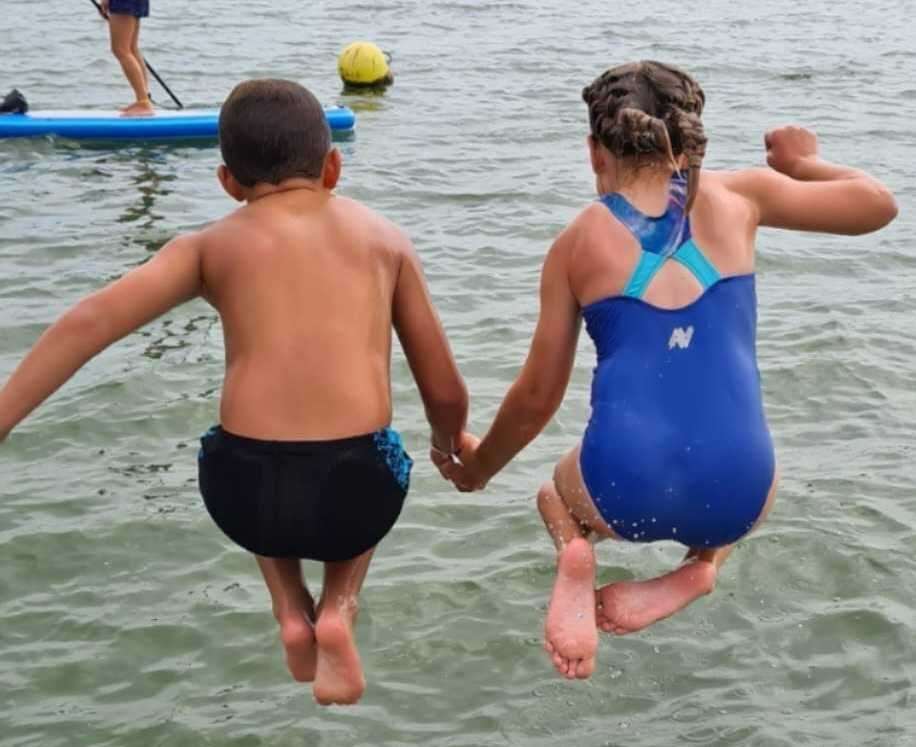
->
[[197, 193, 414, 260], [334, 194, 406, 231], [330, 195, 414, 257]]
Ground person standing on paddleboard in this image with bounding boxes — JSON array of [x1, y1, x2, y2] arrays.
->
[[100, 0, 153, 116]]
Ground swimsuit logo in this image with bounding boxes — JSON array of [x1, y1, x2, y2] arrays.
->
[[668, 326, 694, 350]]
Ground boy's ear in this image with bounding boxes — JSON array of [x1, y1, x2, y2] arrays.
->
[[322, 148, 342, 190], [217, 164, 245, 202]]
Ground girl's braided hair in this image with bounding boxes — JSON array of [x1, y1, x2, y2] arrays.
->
[[582, 61, 707, 212]]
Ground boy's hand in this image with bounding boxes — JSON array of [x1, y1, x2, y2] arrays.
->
[[431, 431, 487, 492], [765, 126, 819, 179]]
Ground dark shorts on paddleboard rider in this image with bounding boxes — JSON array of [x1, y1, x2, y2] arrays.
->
[[108, 0, 149, 18]]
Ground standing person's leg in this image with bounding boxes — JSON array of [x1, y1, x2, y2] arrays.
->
[[595, 469, 781, 634], [108, 12, 152, 114], [537, 443, 615, 680], [129, 19, 150, 101], [312, 547, 376, 705], [255, 556, 318, 682]]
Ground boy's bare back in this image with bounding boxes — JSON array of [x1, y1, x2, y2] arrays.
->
[[201, 191, 409, 440]]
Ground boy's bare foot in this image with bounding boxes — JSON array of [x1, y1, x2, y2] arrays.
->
[[278, 608, 317, 682], [120, 100, 154, 117], [544, 537, 598, 679], [595, 560, 717, 634], [313, 603, 365, 705]]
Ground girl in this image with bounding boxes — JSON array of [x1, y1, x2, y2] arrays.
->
[[435, 61, 897, 680]]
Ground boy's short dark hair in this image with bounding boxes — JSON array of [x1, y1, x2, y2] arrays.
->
[[219, 79, 331, 188]]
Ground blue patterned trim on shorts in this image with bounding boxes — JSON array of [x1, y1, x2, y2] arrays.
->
[[374, 427, 413, 491], [197, 425, 219, 460]]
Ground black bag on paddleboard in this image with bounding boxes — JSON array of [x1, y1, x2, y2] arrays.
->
[[0, 89, 28, 114]]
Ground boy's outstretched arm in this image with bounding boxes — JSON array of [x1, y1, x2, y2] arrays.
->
[[0, 234, 203, 440], [724, 125, 898, 235], [392, 238, 468, 453]]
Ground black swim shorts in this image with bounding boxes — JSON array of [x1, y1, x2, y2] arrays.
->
[[198, 426, 412, 562]]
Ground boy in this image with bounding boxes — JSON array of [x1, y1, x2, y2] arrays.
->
[[0, 79, 468, 705]]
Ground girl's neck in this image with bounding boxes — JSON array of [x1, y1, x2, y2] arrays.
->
[[600, 166, 675, 217]]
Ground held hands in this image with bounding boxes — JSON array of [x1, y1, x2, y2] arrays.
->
[[430, 431, 488, 492], [765, 125, 819, 179]]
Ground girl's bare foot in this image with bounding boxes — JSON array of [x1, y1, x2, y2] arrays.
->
[[544, 537, 598, 679], [595, 560, 717, 634]]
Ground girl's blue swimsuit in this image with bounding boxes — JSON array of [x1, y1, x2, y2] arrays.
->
[[579, 175, 775, 548]]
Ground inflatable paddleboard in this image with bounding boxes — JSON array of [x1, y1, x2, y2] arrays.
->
[[0, 107, 355, 140]]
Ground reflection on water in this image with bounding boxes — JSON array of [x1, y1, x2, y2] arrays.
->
[[115, 151, 177, 229], [341, 88, 393, 112]]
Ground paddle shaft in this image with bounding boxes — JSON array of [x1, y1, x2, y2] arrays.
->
[[88, 0, 184, 109]]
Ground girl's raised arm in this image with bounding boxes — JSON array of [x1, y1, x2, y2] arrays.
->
[[724, 126, 897, 235]]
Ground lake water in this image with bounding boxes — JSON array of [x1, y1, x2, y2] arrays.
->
[[1, 0, 914, 744]]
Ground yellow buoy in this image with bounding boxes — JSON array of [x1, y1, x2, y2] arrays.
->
[[338, 41, 394, 89]]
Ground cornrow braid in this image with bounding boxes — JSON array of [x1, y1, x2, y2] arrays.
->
[[582, 60, 708, 212]]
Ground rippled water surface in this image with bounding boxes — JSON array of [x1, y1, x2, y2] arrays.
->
[[1, 1, 914, 744]]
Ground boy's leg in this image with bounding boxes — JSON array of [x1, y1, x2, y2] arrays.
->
[[596, 469, 780, 635], [255, 556, 317, 682], [538, 444, 614, 680], [313, 547, 375, 706], [108, 13, 152, 114]]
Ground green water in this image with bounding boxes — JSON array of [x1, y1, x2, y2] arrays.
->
[[1, 0, 914, 744]]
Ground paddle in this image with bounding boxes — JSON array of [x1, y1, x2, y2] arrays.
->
[[87, 0, 184, 109]]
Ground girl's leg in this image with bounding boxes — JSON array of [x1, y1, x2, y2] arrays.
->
[[312, 547, 375, 706], [108, 13, 152, 113], [537, 444, 616, 680], [596, 468, 781, 634], [255, 556, 317, 682]]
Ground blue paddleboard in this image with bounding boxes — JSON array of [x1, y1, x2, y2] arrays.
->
[[0, 107, 356, 140]]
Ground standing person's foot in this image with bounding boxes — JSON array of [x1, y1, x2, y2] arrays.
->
[[543, 537, 598, 679], [595, 560, 717, 634], [313, 602, 366, 705], [120, 99, 154, 116]]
